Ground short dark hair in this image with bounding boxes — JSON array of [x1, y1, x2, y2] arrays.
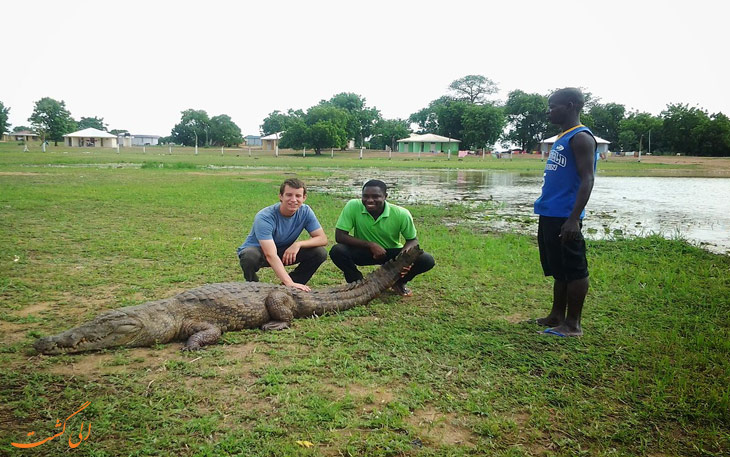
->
[[551, 87, 585, 111], [362, 179, 387, 194], [280, 178, 306, 195]]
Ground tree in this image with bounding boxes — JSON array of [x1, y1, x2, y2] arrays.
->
[[77, 116, 107, 131], [170, 109, 210, 147], [587, 102, 625, 146], [692, 112, 730, 156], [260, 109, 302, 135], [110, 129, 129, 135], [209, 114, 243, 147], [448, 75, 499, 104], [28, 97, 77, 145], [369, 118, 411, 150], [280, 105, 349, 154], [618, 112, 662, 152], [0, 101, 9, 136], [461, 104, 505, 150], [661, 103, 709, 155], [13, 125, 33, 132], [503, 90, 552, 152], [435, 100, 469, 140], [408, 96, 455, 134], [320, 93, 381, 147]]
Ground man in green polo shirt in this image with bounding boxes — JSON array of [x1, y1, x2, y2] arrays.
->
[[329, 179, 435, 296]]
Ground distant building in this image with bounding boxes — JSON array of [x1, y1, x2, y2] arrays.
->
[[244, 135, 262, 146], [397, 133, 460, 153], [2, 131, 39, 142], [540, 134, 611, 156], [131, 135, 160, 146], [63, 128, 118, 148], [116, 133, 161, 147], [261, 132, 283, 151]]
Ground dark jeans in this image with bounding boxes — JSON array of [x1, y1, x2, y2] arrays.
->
[[238, 245, 327, 285], [329, 243, 435, 284]]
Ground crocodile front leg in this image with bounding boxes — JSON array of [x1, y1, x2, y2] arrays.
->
[[261, 290, 295, 331], [182, 323, 222, 351]]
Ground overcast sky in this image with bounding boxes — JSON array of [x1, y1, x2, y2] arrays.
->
[[2, 0, 728, 137]]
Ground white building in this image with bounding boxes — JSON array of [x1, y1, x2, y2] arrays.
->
[[63, 128, 118, 148], [540, 134, 611, 156]]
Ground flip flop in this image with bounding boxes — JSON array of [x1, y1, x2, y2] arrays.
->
[[541, 328, 567, 337]]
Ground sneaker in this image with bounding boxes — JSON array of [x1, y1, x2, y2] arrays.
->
[[391, 282, 413, 297]]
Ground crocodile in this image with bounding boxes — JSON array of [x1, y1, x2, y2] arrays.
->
[[34, 247, 423, 354]]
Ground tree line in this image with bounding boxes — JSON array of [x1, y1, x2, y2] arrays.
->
[[261, 75, 730, 156], [3, 79, 729, 155], [0, 98, 243, 148]]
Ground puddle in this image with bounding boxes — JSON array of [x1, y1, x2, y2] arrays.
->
[[312, 169, 730, 255]]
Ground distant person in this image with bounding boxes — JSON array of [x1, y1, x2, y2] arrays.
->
[[329, 179, 435, 296], [237, 178, 327, 292], [532, 87, 598, 337]]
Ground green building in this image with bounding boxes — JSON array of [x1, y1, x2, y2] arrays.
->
[[397, 133, 460, 153]]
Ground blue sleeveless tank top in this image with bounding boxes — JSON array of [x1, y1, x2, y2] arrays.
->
[[534, 125, 597, 219]]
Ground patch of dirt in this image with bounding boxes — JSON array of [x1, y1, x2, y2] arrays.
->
[[407, 406, 476, 447], [502, 313, 530, 324], [16, 302, 52, 317]]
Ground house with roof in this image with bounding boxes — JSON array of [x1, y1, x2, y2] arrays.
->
[[117, 133, 161, 147], [539, 134, 611, 157], [261, 132, 283, 151], [244, 135, 262, 147], [2, 130, 40, 142], [397, 133, 460, 153], [63, 128, 118, 148]]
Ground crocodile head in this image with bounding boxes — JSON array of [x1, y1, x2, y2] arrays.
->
[[34, 309, 155, 354]]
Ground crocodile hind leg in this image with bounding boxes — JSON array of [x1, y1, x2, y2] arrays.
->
[[182, 323, 222, 351], [262, 290, 295, 331]]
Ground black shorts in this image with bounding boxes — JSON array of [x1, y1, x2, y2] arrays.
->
[[537, 216, 589, 281]]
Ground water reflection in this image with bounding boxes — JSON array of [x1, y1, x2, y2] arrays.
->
[[316, 169, 730, 255]]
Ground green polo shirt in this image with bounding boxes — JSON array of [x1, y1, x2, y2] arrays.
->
[[335, 199, 417, 249]]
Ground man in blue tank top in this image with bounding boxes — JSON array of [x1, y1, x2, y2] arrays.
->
[[532, 88, 597, 337], [237, 178, 328, 292]]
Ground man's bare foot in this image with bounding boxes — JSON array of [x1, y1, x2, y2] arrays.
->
[[543, 324, 582, 337], [535, 316, 562, 327]]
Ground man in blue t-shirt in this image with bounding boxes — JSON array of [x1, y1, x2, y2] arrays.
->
[[237, 178, 328, 292], [532, 87, 597, 337]]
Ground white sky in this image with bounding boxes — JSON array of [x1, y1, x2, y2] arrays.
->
[[2, 0, 728, 136]]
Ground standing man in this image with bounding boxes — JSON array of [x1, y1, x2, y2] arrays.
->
[[533, 87, 598, 337], [237, 178, 327, 292], [329, 179, 435, 296]]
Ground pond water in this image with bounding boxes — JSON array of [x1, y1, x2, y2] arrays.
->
[[314, 169, 730, 255]]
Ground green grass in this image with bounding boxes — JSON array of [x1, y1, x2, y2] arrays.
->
[[1, 141, 724, 177], [0, 149, 728, 456]]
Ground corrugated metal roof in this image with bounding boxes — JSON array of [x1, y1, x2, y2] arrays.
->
[[63, 128, 117, 138], [396, 133, 460, 143], [261, 132, 284, 140]]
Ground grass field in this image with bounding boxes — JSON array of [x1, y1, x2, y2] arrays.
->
[[1, 146, 729, 456]]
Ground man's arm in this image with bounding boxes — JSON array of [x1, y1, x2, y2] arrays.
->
[[562, 132, 596, 242], [403, 238, 419, 251], [281, 228, 327, 266], [259, 239, 311, 292], [335, 228, 386, 259]]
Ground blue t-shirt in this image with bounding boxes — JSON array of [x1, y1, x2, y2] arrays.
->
[[534, 126, 598, 219], [238, 203, 321, 253]]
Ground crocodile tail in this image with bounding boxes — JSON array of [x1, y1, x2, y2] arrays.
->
[[309, 246, 424, 313]]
